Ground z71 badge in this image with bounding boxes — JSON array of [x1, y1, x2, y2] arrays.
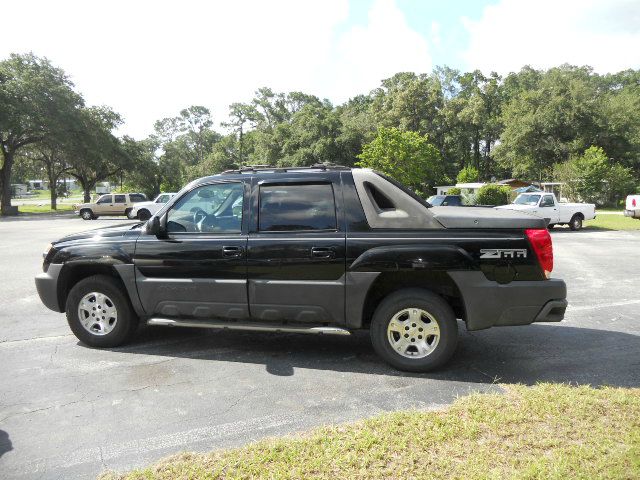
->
[[480, 248, 527, 259]]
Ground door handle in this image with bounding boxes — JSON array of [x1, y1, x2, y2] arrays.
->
[[222, 246, 244, 258], [311, 247, 335, 259]]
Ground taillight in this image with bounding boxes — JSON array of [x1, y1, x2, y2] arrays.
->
[[525, 229, 553, 279], [633, 198, 637, 207]]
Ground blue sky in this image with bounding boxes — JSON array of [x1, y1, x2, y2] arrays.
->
[[1, 0, 638, 138]]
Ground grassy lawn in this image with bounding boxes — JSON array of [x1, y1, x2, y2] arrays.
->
[[584, 213, 640, 231], [101, 383, 640, 480], [17, 203, 74, 214]]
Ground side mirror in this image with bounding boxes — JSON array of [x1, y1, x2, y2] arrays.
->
[[146, 214, 167, 238]]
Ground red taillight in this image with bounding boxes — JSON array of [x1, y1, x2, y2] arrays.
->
[[633, 198, 637, 207], [525, 228, 553, 278]]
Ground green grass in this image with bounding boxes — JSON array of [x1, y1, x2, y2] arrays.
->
[[17, 203, 74, 214], [100, 383, 640, 480], [584, 213, 640, 231]]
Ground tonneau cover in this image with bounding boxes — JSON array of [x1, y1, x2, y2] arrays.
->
[[431, 206, 546, 229]]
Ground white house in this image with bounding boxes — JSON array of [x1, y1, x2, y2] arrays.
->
[[436, 182, 487, 195]]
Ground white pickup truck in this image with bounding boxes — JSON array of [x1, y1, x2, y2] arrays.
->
[[624, 195, 640, 219], [496, 193, 596, 230]]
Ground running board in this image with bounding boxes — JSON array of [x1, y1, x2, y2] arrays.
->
[[146, 318, 351, 336]]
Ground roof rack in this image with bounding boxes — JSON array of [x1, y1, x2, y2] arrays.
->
[[220, 164, 351, 175]]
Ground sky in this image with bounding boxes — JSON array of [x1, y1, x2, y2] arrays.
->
[[1, 0, 639, 139]]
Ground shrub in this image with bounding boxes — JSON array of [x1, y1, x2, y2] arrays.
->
[[447, 187, 462, 195], [475, 184, 511, 206]]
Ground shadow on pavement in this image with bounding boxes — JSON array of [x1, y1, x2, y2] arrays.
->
[[98, 322, 640, 388], [0, 430, 12, 459]]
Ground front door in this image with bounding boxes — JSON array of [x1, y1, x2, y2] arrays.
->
[[94, 194, 113, 215], [133, 181, 249, 320], [247, 177, 346, 325]]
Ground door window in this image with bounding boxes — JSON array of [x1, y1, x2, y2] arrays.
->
[[259, 183, 337, 231], [156, 195, 169, 203], [541, 195, 555, 207], [97, 195, 111, 204], [166, 183, 243, 233], [114, 195, 126, 204]]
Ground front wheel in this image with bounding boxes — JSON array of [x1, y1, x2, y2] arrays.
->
[[65, 275, 138, 348], [370, 289, 458, 372], [569, 214, 583, 231], [137, 209, 151, 221], [80, 209, 94, 220]]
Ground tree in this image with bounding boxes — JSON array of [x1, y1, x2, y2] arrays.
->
[[475, 184, 511, 206], [356, 127, 443, 195], [221, 103, 258, 164], [68, 106, 127, 202], [456, 166, 479, 183], [25, 140, 73, 209], [0, 53, 83, 214], [554, 146, 635, 206]]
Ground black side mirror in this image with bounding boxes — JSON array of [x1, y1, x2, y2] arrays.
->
[[146, 214, 167, 238]]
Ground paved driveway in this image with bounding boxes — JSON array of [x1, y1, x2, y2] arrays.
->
[[0, 217, 638, 478]]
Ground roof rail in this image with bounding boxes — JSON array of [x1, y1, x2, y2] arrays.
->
[[220, 164, 351, 174]]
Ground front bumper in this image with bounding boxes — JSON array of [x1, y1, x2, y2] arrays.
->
[[35, 264, 64, 312], [448, 271, 567, 331], [624, 209, 639, 218]]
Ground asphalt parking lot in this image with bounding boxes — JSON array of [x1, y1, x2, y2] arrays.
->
[[0, 216, 639, 479]]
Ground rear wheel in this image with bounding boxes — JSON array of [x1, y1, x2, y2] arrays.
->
[[138, 209, 151, 221], [125, 208, 135, 219], [65, 275, 138, 348], [569, 214, 583, 231], [547, 223, 555, 229], [80, 209, 94, 220], [370, 289, 458, 372]]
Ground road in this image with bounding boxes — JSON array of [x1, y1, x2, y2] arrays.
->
[[0, 216, 638, 478]]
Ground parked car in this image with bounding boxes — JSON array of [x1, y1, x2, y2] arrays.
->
[[74, 193, 147, 220], [427, 195, 463, 206], [496, 193, 596, 230], [130, 193, 176, 221], [623, 195, 640, 219], [36, 166, 567, 372]]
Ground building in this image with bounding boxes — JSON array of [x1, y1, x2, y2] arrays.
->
[[436, 179, 533, 196]]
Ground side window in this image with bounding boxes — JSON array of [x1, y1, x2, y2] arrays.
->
[[97, 195, 111, 204], [541, 195, 555, 207], [130, 194, 146, 202], [114, 194, 126, 204], [166, 183, 243, 233], [259, 183, 337, 231], [156, 195, 168, 203]]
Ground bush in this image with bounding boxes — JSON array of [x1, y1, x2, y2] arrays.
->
[[456, 166, 479, 183], [447, 187, 462, 195], [475, 184, 511, 206]]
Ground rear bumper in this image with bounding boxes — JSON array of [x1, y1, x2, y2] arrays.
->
[[624, 209, 639, 218], [448, 271, 567, 331], [35, 264, 64, 312]]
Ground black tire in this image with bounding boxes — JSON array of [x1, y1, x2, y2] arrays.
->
[[65, 274, 138, 348], [547, 224, 555, 229], [569, 214, 583, 231], [125, 208, 134, 219], [138, 209, 151, 221], [370, 289, 458, 372], [80, 209, 94, 220]]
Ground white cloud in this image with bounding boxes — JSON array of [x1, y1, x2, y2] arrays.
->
[[462, 0, 640, 75], [0, 0, 430, 139]]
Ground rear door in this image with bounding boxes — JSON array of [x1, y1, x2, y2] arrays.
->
[[247, 175, 346, 325]]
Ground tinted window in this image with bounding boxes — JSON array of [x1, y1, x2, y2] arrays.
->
[[114, 195, 126, 203], [97, 195, 111, 204], [166, 183, 243, 233], [130, 193, 147, 202], [445, 196, 462, 206], [259, 184, 337, 231], [541, 195, 555, 207], [427, 195, 445, 206]]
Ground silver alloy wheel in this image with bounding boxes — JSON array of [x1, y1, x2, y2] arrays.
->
[[77, 292, 118, 336], [387, 308, 440, 358], [81, 210, 92, 220]]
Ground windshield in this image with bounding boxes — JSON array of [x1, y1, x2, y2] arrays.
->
[[426, 195, 445, 206], [514, 194, 540, 206]]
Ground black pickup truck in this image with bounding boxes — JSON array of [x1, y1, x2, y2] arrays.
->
[[35, 166, 567, 372]]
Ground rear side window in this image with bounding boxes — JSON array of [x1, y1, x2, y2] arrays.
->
[[114, 195, 126, 203], [259, 183, 337, 231]]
